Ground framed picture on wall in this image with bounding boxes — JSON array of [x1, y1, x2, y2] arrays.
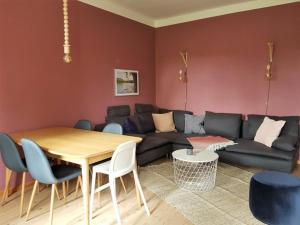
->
[[114, 69, 139, 96]]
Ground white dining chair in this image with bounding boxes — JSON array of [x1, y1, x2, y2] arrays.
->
[[90, 141, 150, 224]]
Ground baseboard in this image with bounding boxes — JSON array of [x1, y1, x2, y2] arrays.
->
[[0, 181, 35, 198]]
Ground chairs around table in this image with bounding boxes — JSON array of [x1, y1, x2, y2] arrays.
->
[[21, 139, 82, 225], [74, 122, 127, 198], [0, 133, 28, 217], [90, 141, 150, 224], [249, 171, 300, 225]]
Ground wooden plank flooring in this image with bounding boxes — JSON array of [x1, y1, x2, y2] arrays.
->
[[1, 160, 300, 225], [0, 172, 191, 225]]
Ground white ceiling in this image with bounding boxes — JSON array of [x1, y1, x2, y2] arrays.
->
[[79, 0, 300, 27], [106, 0, 249, 19]]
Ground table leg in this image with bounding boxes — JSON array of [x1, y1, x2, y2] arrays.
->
[[81, 160, 90, 225]]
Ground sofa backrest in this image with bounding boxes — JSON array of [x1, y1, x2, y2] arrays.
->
[[204, 111, 242, 140], [159, 108, 193, 132], [135, 103, 157, 114], [244, 114, 299, 140], [105, 105, 130, 126]]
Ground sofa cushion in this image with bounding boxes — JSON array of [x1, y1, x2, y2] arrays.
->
[[135, 103, 157, 114], [148, 131, 181, 142], [184, 114, 205, 134], [204, 111, 242, 140], [148, 132, 205, 145], [131, 113, 155, 134], [136, 136, 169, 154], [225, 139, 295, 160], [246, 115, 299, 139], [159, 108, 193, 132], [107, 105, 130, 117], [254, 117, 286, 147], [152, 112, 176, 132], [106, 116, 128, 126], [272, 136, 298, 152], [123, 118, 139, 134]]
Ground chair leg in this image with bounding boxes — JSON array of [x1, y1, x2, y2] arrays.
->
[[62, 182, 67, 204], [38, 182, 42, 193], [79, 176, 83, 195], [19, 172, 26, 217], [133, 168, 150, 216], [1, 169, 12, 205], [97, 173, 102, 204], [75, 176, 82, 198], [110, 178, 122, 225], [26, 180, 39, 221], [135, 175, 141, 208], [49, 184, 56, 225], [120, 177, 127, 194], [65, 162, 70, 195], [66, 181, 69, 196], [90, 171, 97, 221], [54, 185, 61, 200]]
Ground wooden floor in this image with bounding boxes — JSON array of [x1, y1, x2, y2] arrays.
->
[[2, 160, 300, 225], [0, 171, 191, 225]]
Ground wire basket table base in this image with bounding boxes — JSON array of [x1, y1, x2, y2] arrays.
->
[[173, 158, 218, 192]]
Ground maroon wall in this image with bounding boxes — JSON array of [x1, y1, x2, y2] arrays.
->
[[155, 3, 300, 116], [1, 1, 300, 191], [0, 0, 155, 189]]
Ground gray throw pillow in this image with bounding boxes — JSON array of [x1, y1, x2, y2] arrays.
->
[[184, 114, 205, 134]]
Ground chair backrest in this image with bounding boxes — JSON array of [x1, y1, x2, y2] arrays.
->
[[103, 123, 123, 135], [109, 141, 136, 177], [21, 139, 57, 184], [74, 120, 92, 130], [0, 133, 27, 172]]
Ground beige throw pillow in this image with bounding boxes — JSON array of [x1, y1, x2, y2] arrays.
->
[[152, 112, 176, 133], [254, 117, 286, 147]]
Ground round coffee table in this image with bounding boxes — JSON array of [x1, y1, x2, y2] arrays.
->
[[172, 149, 219, 192]]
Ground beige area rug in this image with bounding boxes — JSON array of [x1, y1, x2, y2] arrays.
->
[[139, 161, 265, 225]]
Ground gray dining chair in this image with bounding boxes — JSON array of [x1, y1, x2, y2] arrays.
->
[[103, 123, 123, 134], [21, 138, 82, 225], [74, 119, 92, 130], [0, 133, 27, 217]]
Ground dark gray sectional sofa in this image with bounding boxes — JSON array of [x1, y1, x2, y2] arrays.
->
[[95, 104, 299, 173]]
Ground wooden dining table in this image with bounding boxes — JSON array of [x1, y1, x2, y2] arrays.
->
[[9, 127, 142, 225]]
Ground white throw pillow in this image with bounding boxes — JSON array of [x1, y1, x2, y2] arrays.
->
[[254, 117, 286, 147]]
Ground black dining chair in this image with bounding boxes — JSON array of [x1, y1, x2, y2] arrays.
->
[[0, 133, 28, 217], [21, 138, 82, 225]]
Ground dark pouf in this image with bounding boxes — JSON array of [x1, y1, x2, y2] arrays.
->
[[249, 171, 300, 225]]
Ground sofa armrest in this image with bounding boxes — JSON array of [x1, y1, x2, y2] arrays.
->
[[94, 123, 107, 132], [272, 136, 298, 151]]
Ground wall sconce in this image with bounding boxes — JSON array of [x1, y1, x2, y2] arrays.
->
[[266, 42, 274, 79], [265, 42, 274, 114], [63, 0, 72, 63], [179, 51, 188, 110], [179, 51, 188, 82]]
